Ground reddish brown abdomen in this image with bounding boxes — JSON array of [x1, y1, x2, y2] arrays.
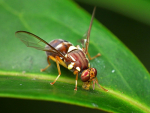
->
[[45, 39, 72, 57], [65, 49, 89, 72]]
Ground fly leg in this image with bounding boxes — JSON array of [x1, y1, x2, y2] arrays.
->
[[94, 77, 108, 91], [41, 56, 51, 72], [50, 56, 62, 85], [87, 52, 101, 60], [73, 70, 79, 91]]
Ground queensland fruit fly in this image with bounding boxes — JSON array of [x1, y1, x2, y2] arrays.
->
[[15, 6, 108, 91]]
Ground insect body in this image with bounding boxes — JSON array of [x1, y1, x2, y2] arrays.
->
[[15, 7, 108, 91]]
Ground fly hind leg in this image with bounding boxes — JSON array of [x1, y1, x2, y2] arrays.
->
[[41, 55, 67, 86], [87, 52, 101, 60], [50, 56, 62, 85]]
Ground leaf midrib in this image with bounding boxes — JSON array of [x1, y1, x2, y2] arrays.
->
[[0, 70, 150, 112]]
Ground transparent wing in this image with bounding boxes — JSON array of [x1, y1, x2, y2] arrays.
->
[[15, 31, 66, 59], [78, 31, 88, 49]]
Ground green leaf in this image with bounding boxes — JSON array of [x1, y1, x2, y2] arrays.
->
[[0, 0, 150, 113]]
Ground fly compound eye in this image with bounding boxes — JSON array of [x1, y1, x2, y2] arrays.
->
[[81, 70, 90, 82], [90, 68, 97, 78]]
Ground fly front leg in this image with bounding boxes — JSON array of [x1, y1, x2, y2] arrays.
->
[[50, 56, 62, 85], [87, 52, 101, 60], [41, 55, 51, 72], [94, 77, 108, 92]]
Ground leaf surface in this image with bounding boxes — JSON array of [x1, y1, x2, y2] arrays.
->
[[0, 0, 150, 112]]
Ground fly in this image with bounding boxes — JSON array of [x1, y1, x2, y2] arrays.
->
[[15, 7, 108, 91]]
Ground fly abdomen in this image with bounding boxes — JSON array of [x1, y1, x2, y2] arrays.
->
[[65, 49, 89, 72], [46, 39, 73, 57]]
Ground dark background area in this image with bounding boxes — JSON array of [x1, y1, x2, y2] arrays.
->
[[0, 2, 149, 113], [0, 97, 107, 113]]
